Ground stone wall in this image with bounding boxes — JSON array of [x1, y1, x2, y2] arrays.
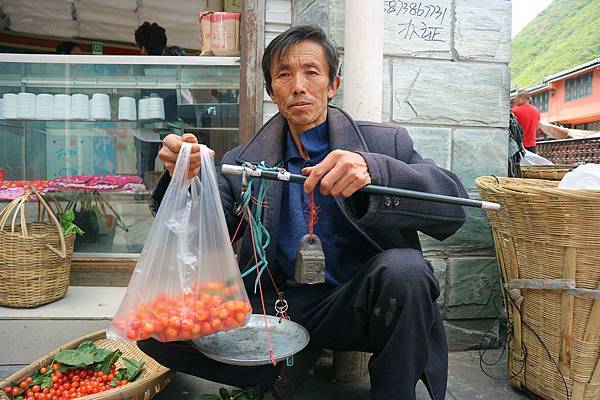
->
[[295, 0, 512, 350]]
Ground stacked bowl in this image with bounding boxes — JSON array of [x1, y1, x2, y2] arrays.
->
[[35, 94, 54, 120], [53, 94, 71, 120], [71, 94, 90, 120], [138, 97, 165, 121], [17, 93, 36, 119], [118, 97, 137, 121], [2, 94, 18, 119], [90, 93, 111, 120]]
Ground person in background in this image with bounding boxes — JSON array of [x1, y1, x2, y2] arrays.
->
[[134, 21, 167, 56], [512, 90, 541, 153], [134, 22, 176, 175], [55, 41, 82, 55]]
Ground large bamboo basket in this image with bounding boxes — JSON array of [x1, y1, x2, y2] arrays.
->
[[0, 188, 75, 308], [0, 330, 174, 400], [476, 176, 600, 400], [520, 165, 572, 181]]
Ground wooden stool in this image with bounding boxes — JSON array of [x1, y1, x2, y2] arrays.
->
[[333, 351, 370, 382]]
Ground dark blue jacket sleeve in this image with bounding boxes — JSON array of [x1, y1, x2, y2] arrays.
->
[[346, 126, 468, 241]]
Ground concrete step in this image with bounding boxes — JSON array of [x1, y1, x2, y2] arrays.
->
[[0, 286, 126, 364]]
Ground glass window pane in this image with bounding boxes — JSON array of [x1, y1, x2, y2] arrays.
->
[[0, 56, 240, 257]]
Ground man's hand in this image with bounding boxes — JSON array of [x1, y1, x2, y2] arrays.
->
[[302, 149, 371, 197], [159, 133, 212, 177]]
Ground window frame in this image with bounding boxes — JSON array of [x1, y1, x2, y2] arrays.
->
[[531, 90, 549, 113], [565, 71, 593, 102]]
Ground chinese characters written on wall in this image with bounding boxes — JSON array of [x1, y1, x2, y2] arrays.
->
[[384, 1, 449, 43]]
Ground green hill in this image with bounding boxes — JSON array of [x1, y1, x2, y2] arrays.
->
[[510, 0, 600, 88]]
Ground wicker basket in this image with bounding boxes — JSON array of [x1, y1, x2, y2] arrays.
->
[[520, 165, 572, 180], [0, 330, 174, 400], [476, 176, 600, 400], [0, 188, 75, 308]]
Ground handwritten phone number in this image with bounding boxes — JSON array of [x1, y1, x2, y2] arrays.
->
[[384, 1, 448, 23]]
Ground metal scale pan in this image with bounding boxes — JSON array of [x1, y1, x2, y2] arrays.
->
[[192, 314, 310, 366]]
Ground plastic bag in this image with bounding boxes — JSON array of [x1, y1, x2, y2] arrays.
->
[[108, 143, 252, 342], [558, 164, 600, 190], [521, 150, 554, 166]]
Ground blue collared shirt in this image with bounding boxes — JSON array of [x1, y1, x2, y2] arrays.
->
[[276, 121, 375, 285]]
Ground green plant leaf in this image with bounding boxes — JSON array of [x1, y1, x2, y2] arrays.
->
[[52, 341, 97, 367], [60, 210, 84, 236], [31, 373, 54, 389], [94, 349, 122, 374], [219, 387, 231, 399], [122, 358, 145, 382], [109, 368, 127, 387]]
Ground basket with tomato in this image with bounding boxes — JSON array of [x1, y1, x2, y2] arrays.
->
[[0, 330, 172, 400]]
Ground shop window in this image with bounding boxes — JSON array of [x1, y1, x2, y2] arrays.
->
[[531, 91, 549, 113], [0, 56, 240, 257], [565, 72, 593, 101]]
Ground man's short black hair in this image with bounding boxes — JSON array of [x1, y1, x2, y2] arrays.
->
[[55, 41, 80, 54], [135, 22, 167, 55], [262, 25, 340, 95]]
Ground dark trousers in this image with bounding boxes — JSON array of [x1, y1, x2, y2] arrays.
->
[[138, 248, 447, 400]]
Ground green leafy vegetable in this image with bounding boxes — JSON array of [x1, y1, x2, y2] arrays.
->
[[31, 373, 53, 389], [52, 341, 97, 367], [95, 349, 122, 374], [122, 358, 145, 382], [60, 209, 84, 236], [109, 368, 127, 387]]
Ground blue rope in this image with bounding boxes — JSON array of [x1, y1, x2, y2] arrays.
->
[[239, 163, 279, 293]]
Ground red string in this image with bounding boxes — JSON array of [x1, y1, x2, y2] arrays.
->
[[308, 191, 318, 241], [230, 212, 245, 244], [247, 205, 277, 366]]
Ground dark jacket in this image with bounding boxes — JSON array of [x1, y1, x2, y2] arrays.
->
[[151, 106, 468, 287]]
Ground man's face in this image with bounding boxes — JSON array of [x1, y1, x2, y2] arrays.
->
[[269, 40, 340, 135]]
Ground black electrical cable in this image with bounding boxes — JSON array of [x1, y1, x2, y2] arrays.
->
[[478, 285, 571, 400]]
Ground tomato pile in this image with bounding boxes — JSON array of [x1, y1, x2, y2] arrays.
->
[[2, 363, 126, 400], [111, 281, 252, 342], [2, 341, 144, 400]]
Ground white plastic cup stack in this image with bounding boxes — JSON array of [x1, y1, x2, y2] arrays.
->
[[17, 92, 36, 119], [90, 93, 111, 120], [35, 94, 54, 120], [0, 98, 4, 119], [71, 94, 90, 120], [53, 94, 71, 120], [147, 97, 165, 120], [118, 97, 137, 121], [138, 98, 149, 121], [2, 94, 18, 119]]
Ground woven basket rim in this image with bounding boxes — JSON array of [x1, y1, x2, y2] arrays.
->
[[0, 330, 173, 400], [520, 165, 572, 170], [476, 176, 600, 199]]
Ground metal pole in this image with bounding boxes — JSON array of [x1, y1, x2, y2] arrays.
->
[[221, 164, 500, 210]]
